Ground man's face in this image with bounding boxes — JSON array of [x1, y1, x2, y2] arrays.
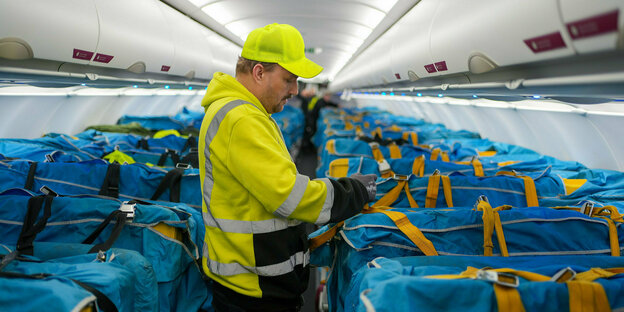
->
[[259, 65, 299, 114]]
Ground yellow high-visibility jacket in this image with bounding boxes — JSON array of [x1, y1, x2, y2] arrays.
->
[[199, 72, 368, 302]]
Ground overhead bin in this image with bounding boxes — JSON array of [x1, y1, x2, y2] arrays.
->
[[0, 0, 99, 63], [430, 0, 575, 75], [92, 0, 175, 74], [559, 0, 624, 54], [158, 2, 214, 80], [390, 0, 440, 80], [206, 33, 241, 77]]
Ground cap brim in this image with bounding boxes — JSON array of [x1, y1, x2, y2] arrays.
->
[[279, 57, 323, 79]]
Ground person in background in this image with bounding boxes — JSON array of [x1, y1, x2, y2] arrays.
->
[[198, 23, 377, 312], [300, 90, 338, 152]]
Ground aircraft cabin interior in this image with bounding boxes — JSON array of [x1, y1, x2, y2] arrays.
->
[[1, 0, 624, 311]]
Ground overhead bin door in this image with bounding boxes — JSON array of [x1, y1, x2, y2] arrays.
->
[[559, 0, 624, 54], [0, 0, 98, 64], [430, 0, 575, 75], [158, 2, 214, 80], [390, 0, 440, 80], [92, 0, 175, 74]]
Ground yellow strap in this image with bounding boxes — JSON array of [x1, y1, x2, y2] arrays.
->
[[428, 266, 551, 282], [374, 180, 408, 207], [441, 151, 450, 162], [476, 201, 509, 256], [402, 131, 418, 145], [575, 268, 624, 282], [404, 181, 419, 208], [344, 120, 354, 130], [365, 207, 437, 256], [372, 127, 383, 138], [441, 175, 453, 208], [498, 160, 520, 167], [425, 174, 440, 208], [562, 178, 587, 195], [388, 143, 402, 159], [386, 125, 402, 132], [364, 121, 370, 129], [431, 148, 441, 161], [478, 201, 495, 256], [598, 216, 621, 256], [370, 145, 384, 162], [479, 150, 497, 157], [153, 129, 182, 138], [412, 155, 425, 177], [355, 125, 363, 133], [103, 150, 136, 165], [309, 220, 345, 251], [425, 172, 453, 208], [328, 158, 350, 178], [496, 171, 539, 207], [494, 284, 526, 312], [326, 139, 336, 155], [568, 281, 611, 312], [472, 158, 484, 177]]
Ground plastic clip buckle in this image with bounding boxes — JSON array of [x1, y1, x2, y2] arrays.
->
[[368, 142, 380, 149], [377, 159, 391, 175], [393, 174, 409, 181], [550, 267, 576, 283], [474, 195, 490, 209], [476, 270, 519, 288], [39, 186, 58, 197], [96, 250, 107, 262], [176, 163, 191, 169], [119, 201, 136, 220], [581, 202, 595, 216], [44, 154, 55, 163]]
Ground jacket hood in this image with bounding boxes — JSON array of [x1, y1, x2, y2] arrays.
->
[[201, 72, 268, 115]]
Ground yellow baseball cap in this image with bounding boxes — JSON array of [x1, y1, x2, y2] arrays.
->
[[242, 23, 323, 79]]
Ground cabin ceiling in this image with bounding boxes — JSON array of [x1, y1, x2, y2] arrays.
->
[[164, 0, 421, 83]]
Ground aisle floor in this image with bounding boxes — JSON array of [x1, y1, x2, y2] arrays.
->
[[295, 146, 318, 312]]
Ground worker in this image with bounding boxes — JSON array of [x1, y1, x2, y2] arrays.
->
[[198, 23, 377, 312], [300, 90, 338, 152]]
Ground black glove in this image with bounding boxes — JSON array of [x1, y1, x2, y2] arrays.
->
[[350, 173, 377, 202]]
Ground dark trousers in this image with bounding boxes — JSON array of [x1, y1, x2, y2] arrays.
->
[[212, 282, 302, 312]]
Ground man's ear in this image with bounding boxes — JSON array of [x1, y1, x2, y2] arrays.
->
[[251, 64, 264, 84]]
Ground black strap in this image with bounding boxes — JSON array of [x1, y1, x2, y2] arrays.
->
[[98, 163, 121, 198], [180, 148, 199, 168], [136, 138, 150, 151], [24, 162, 38, 191], [181, 135, 197, 153], [358, 134, 408, 146], [157, 149, 180, 167], [16, 195, 54, 256], [82, 210, 128, 254], [70, 276, 119, 312], [151, 168, 184, 202], [0, 270, 118, 312]]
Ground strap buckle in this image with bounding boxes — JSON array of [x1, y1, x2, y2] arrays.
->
[[96, 250, 107, 262], [393, 174, 409, 181], [368, 142, 380, 149], [119, 201, 136, 220], [176, 163, 191, 169], [39, 186, 58, 197], [550, 267, 576, 283], [474, 195, 489, 209], [377, 159, 391, 175], [44, 154, 55, 163], [476, 269, 519, 288], [580, 202, 595, 216]]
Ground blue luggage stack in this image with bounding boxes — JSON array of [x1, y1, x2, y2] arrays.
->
[[309, 106, 624, 311]]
